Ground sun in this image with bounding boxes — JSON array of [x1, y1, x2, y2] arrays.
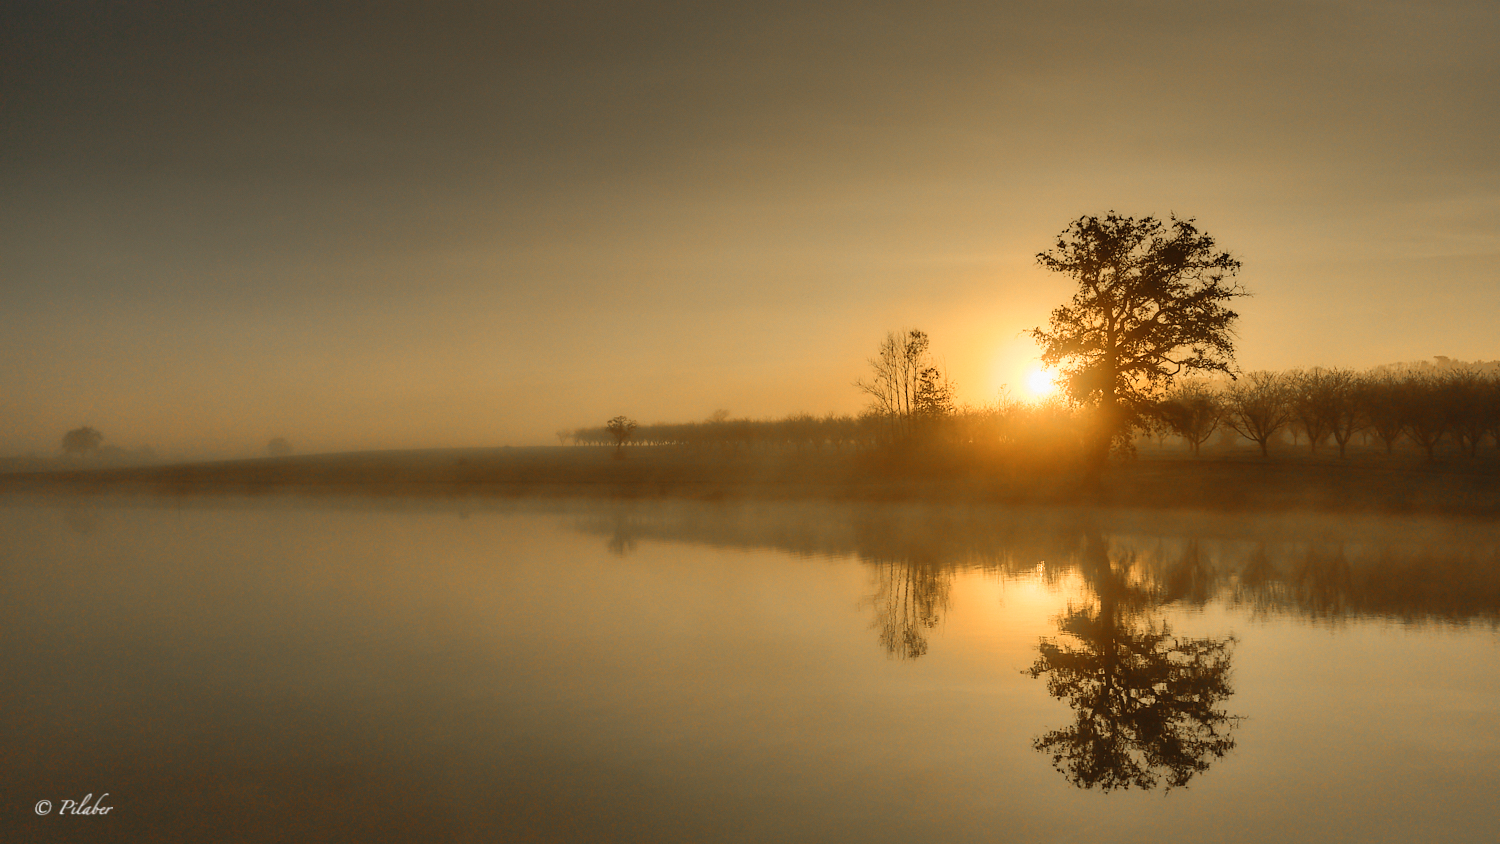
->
[[1026, 367, 1059, 400]]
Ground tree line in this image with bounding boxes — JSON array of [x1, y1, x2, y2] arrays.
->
[[566, 360, 1500, 462], [564, 412, 889, 452], [571, 212, 1497, 466], [1152, 362, 1500, 460]]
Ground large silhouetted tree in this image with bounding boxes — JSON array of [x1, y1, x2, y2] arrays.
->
[[1032, 214, 1245, 465]]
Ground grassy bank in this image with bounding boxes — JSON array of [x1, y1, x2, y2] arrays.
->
[[5, 443, 1500, 516]]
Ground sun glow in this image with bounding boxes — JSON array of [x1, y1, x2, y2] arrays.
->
[[1026, 367, 1059, 400]]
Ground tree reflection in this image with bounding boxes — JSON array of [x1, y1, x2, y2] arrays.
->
[[606, 530, 638, 557], [1026, 533, 1239, 791], [867, 557, 951, 659], [578, 507, 644, 557]]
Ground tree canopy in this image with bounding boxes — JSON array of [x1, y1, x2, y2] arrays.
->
[[1031, 213, 1245, 456]]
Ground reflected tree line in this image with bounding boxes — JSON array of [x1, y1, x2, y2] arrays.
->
[[577, 503, 1500, 625], [859, 526, 1240, 790], [858, 528, 1240, 790], [574, 502, 1499, 791]]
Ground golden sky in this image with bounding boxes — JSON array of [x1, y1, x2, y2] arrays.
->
[[3, 1, 1497, 456]]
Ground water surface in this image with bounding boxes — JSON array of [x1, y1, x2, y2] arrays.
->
[[5, 496, 1497, 842]]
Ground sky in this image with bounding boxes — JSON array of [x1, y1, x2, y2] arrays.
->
[[4, 0, 1498, 457]]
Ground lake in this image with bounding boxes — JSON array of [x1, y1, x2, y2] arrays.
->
[[5, 495, 1498, 842]]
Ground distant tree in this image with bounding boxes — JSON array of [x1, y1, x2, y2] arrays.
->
[[1400, 374, 1447, 461], [606, 416, 638, 455], [1441, 369, 1489, 458], [266, 437, 293, 457], [913, 365, 956, 442], [1153, 380, 1223, 457], [1358, 374, 1406, 455], [1287, 369, 1337, 453], [1031, 213, 1246, 466], [1313, 369, 1365, 458], [61, 426, 104, 457], [914, 366, 955, 419], [1486, 377, 1500, 451], [1222, 371, 1292, 457], [554, 429, 572, 446], [856, 330, 949, 443]]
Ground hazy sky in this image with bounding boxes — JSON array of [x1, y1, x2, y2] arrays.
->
[[4, 0, 1498, 456]]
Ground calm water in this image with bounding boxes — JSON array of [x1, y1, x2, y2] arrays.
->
[[5, 496, 1498, 842]]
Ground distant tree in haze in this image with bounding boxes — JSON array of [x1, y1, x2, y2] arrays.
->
[[1031, 213, 1245, 466], [914, 366, 955, 419], [1399, 374, 1447, 461], [857, 330, 951, 443], [1287, 370, 1337, 453], [555, 429, 572, 446], [1486, 376, 1500, 451], [1222, 371, 1291, 457], [1358, 374, 1406, 455], [1313, 369, 1364, 458], [266, 437, 293, 457], [913, 365, 956, 441], [1441, 369, 1490, 458], [1153, 380, 1223, 457], [606, 416, 638, 455], [61, 426, 104, 457]]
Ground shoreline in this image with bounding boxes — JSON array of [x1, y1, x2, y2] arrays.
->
[[4, 445, 1500, 517]]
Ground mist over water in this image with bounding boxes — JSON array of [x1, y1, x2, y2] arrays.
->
[[5, 494, 1496, 842]]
